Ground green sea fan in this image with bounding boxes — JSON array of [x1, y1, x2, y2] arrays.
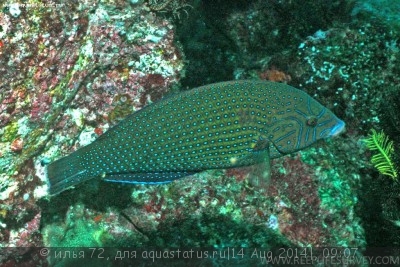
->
[[364, 129, 398, 179]]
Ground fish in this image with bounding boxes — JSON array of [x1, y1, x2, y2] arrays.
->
[[47, 80, 345, 195]]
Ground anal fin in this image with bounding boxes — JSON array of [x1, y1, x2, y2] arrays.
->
[[103, 171, 199, 185]]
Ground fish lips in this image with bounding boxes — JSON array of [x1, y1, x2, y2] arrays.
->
[[329, 119, 346, 137]]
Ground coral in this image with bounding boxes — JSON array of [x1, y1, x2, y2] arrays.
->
[[1, 121, 18, 142], [0, 0, 385, 263], [266, 149, 364, 248], [259, 68, 291, 83], [0, 0, 184, 264], [293, 23, 400, 134], [10, 137, 23, 153], [147, 0, 193, 19], [42, 204, 115, 247], [38, 146, 364, 250], [352, 0, 400, 30], [267, 155, 329, 246]]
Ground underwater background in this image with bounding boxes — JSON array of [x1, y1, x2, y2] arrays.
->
[[0, 0, 400, 266]]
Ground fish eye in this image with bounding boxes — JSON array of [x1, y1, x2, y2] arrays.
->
[[306, 116, 318, 127]]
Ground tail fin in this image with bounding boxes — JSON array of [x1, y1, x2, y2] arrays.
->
[[46, 152, 92, 195]]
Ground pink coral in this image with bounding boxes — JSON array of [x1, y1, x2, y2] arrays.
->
[[267, 155, 331, 246], [0, 0, 184, 261]]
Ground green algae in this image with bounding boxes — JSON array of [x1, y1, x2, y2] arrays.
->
[[2, 121, 18, 142], [108, 94, 134, 122]]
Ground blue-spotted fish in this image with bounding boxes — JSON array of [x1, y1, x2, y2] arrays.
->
[[47, 80, 345, 195]]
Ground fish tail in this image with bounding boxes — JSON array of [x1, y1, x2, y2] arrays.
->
[[46, 152, 91, 195]]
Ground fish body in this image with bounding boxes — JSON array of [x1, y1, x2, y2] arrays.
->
[[47, 80, 345, 195]]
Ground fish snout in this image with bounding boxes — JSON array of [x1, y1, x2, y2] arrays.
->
[[329, 119, 345, 137]]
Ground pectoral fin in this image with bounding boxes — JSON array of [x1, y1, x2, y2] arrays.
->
[[247, 159, 271, 187], [228, 137, 272, 187], [247, 137, 271, 187]]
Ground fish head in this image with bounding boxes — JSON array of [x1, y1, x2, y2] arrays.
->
[[267, 90, 345, 157]]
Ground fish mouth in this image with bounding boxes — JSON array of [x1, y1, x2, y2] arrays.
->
[[330, 119, 345, 136]]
